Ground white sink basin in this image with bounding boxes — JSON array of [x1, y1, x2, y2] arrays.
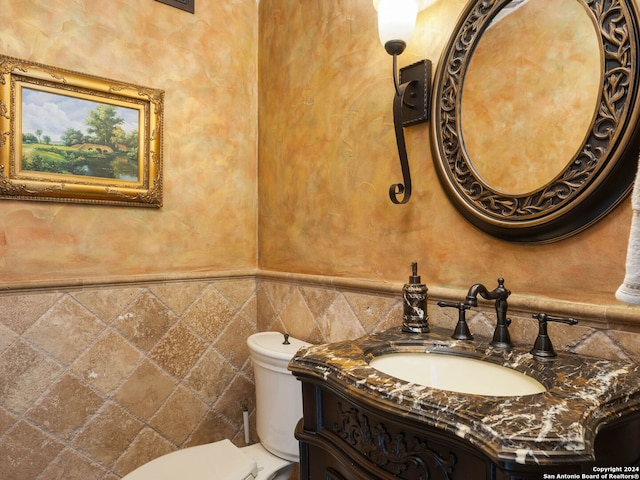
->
[[369, 352, 546, 396]]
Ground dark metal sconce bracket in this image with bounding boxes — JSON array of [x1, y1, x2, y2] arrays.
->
[[388, 58, 431, 204], [399, 59, 431, 126]]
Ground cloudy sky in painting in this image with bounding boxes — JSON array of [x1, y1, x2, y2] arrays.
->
[[21, 87, 139, 143]]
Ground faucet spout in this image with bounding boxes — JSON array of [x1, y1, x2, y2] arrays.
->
[[465, 283, 490, 307], [465, 278, 512, 349]]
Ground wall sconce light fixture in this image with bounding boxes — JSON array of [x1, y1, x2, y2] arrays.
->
[[374, 0, 432, 204]]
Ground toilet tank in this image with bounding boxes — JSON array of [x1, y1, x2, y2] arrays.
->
[[247, 332, 310, 462]]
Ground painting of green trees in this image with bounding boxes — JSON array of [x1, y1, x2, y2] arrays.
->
[[21, 88, 140, 181]]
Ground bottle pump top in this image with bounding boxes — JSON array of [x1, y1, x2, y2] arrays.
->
[[409, 262, 421, 283]]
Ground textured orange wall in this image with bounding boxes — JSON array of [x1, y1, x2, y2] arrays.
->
[[258, 0, 633, 306], [0, 0, 635, 308], [462, 0, 600, 194], [0, 0, 258, 286]]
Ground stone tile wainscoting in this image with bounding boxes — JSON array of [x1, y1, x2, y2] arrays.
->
[[0, 277, 259, 479], [2, 272, 640, 479], [258, 272, 640, 364]]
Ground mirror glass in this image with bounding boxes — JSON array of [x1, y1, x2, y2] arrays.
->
[[431, 0, 640, 242], [461, 0, 600, 195]]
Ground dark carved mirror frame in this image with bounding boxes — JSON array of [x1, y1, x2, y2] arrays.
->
[[431, 0, 640, 243]]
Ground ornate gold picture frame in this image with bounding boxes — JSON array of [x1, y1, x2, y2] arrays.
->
[[0, 55, 164, 207]]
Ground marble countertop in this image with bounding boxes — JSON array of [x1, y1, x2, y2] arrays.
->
[[288, 326, 640, 466]]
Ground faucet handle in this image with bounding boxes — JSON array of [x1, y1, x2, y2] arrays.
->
[[532, 313, 578, 325], [529, 313, 578, 359], [437, 301, 473, 340]]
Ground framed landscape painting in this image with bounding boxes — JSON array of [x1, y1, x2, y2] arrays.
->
[[0, 55, 164, 207]]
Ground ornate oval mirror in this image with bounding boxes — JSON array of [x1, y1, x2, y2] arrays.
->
[[431, 0, 640, 243]]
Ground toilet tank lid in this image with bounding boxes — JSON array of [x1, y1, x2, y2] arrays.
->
[[247, 332, 310, 361]]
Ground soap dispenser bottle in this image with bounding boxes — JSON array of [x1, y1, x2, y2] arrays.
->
[[402, 262, 429, 333]]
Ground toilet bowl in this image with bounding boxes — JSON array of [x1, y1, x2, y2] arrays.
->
[[122, 332, 310, 480]]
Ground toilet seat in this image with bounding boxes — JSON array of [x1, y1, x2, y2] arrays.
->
[[123, 439, 259, 480], [238, 443, 292, 479]]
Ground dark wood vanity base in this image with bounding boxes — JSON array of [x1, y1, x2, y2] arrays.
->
[[296, 379, 491, 480], [295, 379, 640, 479]]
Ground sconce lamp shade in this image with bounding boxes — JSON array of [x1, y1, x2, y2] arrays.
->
[[376, 0, 418, 50]]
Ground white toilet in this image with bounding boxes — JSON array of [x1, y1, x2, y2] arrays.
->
[[122, 332, 310, 480]]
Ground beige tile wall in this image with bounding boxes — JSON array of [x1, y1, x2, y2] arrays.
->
[[1, 273, 640, 479], [260, 275, 640, 364], [0, 278, 259, 480]]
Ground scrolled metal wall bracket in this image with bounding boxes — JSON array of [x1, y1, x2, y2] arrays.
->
[[389, 59, 431, 204], [374, 0, 432, 204]]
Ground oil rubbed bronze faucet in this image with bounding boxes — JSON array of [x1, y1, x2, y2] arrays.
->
[[465, 278, 512, 349]]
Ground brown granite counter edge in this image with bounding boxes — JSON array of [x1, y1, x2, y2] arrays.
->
[[289, 329, 640, 465], [289, 353, 601, 465]]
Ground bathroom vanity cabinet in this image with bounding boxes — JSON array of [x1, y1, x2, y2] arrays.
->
[[294, 376, 639, 480], [289, 328, 640, 480], [296, 379, 488, 479]]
